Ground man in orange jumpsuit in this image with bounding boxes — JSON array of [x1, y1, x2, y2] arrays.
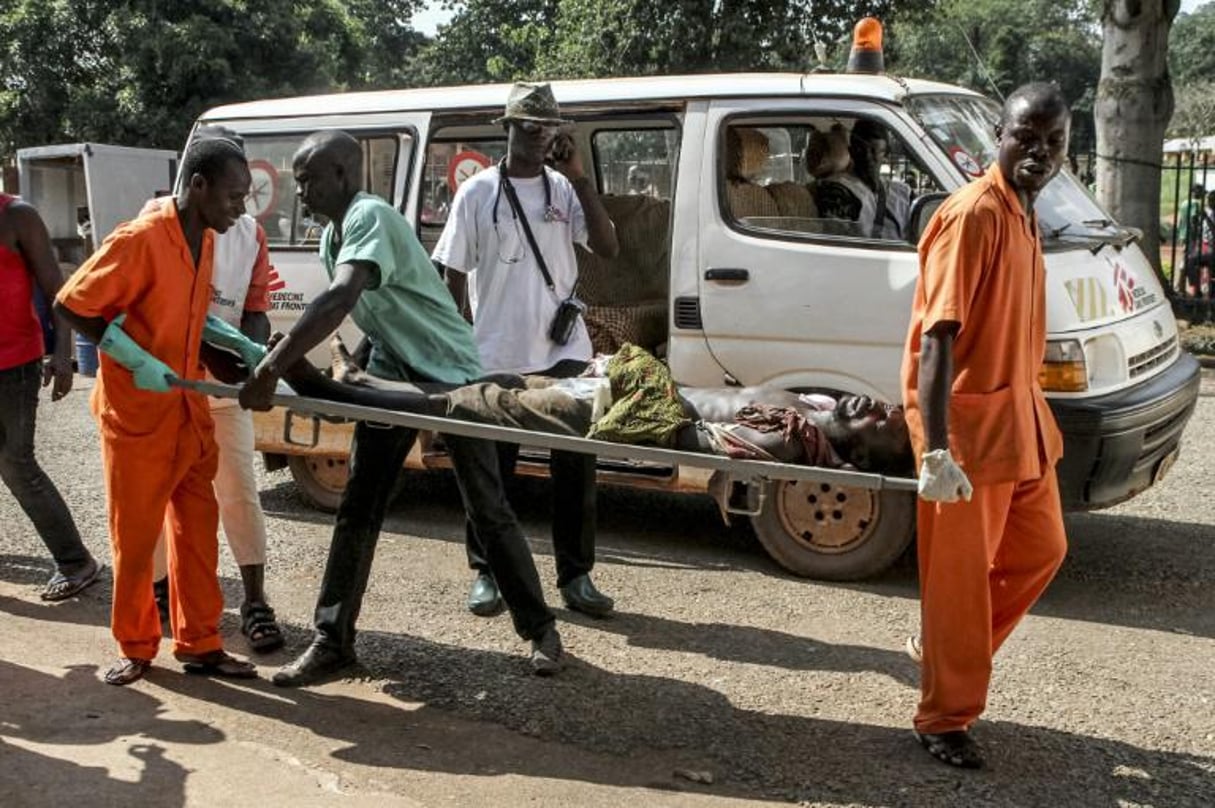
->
[[900, 83, 1071, 768], [55, 138, 258, 685]]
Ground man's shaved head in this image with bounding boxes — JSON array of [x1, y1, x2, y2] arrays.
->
[[1000, 82, 1069, 127], [293, 130, 363, 221], [296, 130, 362, 175]]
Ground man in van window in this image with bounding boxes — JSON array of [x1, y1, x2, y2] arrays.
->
[[847, 119, 911, 240], [900, 83, 1071, 769], [238, 129, 568, 684], [432, 81, 621, 621]]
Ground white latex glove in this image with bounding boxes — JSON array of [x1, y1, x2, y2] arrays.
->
[[918, 448, 974, 503]]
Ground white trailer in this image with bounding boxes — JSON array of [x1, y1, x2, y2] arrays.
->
[[15, 142, 178, 261]]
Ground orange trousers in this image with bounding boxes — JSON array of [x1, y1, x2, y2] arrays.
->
[[915, 470, 1067, 734], [101, 418, 223, 660]]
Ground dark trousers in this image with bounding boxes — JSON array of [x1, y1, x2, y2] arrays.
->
[[465, 359, 597, 588], [313, 420, 554, 651], [0, 359, 90, 572]]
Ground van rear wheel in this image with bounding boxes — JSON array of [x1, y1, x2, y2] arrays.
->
[[749, 480, 915, 580], [287, 454, 349, 513]]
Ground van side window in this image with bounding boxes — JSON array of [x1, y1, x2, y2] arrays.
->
[[242, 133, 402, 247], [420, 139, 507, 228], [592, 128, 678, 199], [721, 119, 942, 243]]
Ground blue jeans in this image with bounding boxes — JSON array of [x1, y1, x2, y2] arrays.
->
[[0, 359, 90, 572]]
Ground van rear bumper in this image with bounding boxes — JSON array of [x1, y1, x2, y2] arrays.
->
[[1050, 352, 1202, 510]]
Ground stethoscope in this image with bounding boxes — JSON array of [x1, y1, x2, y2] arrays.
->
[[492, 158, 557, 225]]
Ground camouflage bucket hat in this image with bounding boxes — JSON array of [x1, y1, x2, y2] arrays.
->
[[493, 82, 571, 126]]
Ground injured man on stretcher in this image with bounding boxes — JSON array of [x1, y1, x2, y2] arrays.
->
[[273, 339, 914, 476]]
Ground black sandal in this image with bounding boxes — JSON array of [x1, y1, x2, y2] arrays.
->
[[104, 657, 152, 686], [174, 649, 258, 678], [41, 558, 103, 602], [240, 601, 285, 653], [915, 730, 985, 769]]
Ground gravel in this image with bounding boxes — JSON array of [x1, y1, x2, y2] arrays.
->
[[2, 369, 1213, 806]]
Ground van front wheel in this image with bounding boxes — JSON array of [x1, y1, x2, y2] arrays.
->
[[749, 480, 915, 580]]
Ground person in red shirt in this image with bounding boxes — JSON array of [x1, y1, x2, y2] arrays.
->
[[901, 83, 1071, 769], [56, 138, 258, 686], [0, 194, 101, 600]]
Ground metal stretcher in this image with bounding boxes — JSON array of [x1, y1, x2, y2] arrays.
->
[[173, 379, 919, 515]]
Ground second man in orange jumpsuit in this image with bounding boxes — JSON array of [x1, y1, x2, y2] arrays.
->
[[901, 83, 1072, 768]]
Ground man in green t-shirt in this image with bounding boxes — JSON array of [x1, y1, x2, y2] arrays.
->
[[240, 130, 564, 685]]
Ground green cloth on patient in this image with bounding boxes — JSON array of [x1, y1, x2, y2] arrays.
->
[[587, 343, 689, 446]]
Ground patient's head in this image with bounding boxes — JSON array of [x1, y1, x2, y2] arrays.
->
[[812, 394, 912, 473]]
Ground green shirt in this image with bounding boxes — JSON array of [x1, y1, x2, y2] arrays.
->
[[321, 192, 483, 384]]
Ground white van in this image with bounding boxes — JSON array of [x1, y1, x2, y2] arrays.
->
[[193, 70, 1201, 581]]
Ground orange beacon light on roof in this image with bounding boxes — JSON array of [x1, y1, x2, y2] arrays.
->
[[846, 17, 885, 74]]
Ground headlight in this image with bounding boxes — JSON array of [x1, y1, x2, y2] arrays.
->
[[1039, 339, 1088, 392]]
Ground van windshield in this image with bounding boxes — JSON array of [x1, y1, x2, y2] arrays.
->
[[907, 94, 1116, 243]]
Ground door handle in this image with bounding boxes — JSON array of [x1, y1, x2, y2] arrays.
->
[[704, 267, 750, 282]]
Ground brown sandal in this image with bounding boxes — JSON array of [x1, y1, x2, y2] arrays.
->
[[174, 649, 258, 679], [104, 657, 152, 686]]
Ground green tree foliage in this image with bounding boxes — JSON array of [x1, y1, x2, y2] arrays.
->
[[1169, 4, 1215, 88], [411, 0, 930, 85], [1168, 80, 1215, 138], [0, 0, 425, 156], [888, 0, 1102, 149]]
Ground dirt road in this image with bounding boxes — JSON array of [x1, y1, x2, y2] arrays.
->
[[2, 372, 1213, 807]]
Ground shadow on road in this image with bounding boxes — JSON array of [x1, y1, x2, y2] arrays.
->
[[570, 608, 919, 686], [0, 659, 222, 807], [149, 629, 1211, 806]]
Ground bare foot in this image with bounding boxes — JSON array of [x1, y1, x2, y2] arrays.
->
[[328, 334, 368, 385]]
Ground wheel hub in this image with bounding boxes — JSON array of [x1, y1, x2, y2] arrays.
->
[[775, 480, 879, 554], [304, 455, 349, 491]]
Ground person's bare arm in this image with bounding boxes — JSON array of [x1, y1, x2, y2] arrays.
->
[[551, 133, 619, 259], [240, 310, 271, 344], [238, 261, 376, 410], [14, 204, 73, 399], [437, 261, 473, 324], [918, 322, 958, 451]]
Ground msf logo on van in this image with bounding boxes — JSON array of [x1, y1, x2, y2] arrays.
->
[[1064, 258, 1159, 323]]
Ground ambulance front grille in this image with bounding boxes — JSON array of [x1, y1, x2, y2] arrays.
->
[[1127, 336, 1178, 379]]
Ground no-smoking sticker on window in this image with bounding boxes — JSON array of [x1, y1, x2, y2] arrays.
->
[[448, 150, 491, 192], [949, 147, 983, 178], [246, 160, 280, 220]]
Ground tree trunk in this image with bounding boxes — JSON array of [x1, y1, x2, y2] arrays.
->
[[1094, 0, 1180, 286]]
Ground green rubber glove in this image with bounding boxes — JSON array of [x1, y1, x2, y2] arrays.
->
[[98, 314, 176, 393], [202, 314, 267, 368]]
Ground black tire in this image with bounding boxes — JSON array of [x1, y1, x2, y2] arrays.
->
[[287, 454, 349, 513], [750, 479, 915, 580]]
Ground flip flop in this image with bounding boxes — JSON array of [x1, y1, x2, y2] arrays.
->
[[915, 730, 985, 769], [104, 657, 152, 686], [174, 649, 258, 679], [41, 558, 103, 602]]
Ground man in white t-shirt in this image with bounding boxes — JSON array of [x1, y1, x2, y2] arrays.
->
[[433, 82, 619, 619]]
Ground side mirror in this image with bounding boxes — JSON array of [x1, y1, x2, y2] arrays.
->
[[907, 191, 948, 244]]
